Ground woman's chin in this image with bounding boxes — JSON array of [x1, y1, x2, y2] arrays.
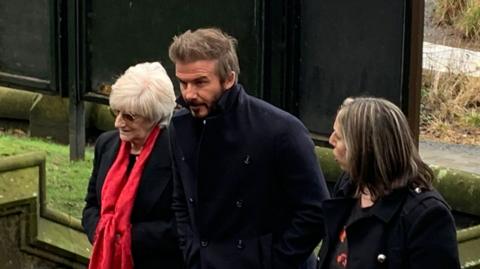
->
[[119, 133, 132, 143]]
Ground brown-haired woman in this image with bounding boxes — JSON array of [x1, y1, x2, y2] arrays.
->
[[317, 97, 460, 269]]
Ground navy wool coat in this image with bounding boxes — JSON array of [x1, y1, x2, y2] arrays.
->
[[170, 84, 330, 269], [82, 129, 183, 269], [317, 172, 460, 269]]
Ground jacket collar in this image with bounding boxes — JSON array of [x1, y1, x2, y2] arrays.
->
[[333, 174, 409, 224], [369, 187, 409, 223], [97, 129, 171, 218], [175, 83, 242, 116]]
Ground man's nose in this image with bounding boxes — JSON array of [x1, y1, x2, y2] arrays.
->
[[183, 85, 197, 100]]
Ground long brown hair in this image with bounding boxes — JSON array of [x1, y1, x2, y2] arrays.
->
[[336, 97, 433, 200]]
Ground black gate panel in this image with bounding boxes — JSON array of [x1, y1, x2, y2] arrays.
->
[[0, 0, 60, 94], [298, 0, 409, 138], [79, 0, 264, 103]]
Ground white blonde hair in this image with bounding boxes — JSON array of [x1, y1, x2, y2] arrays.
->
[[110, 62, 175, 127]]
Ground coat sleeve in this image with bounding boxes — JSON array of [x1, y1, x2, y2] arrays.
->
[[169, 125, 192, 259], [406, 197, 461, 269], [81, 135, 104, 244], [130, 196, 180, 254], [272, 120, 331, 268]]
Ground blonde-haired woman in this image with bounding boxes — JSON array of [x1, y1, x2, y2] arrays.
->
[[82, 62, 183, 269], [317, 97, 460, 269]]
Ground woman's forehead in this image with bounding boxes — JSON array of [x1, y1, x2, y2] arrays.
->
[[111, 103, 140, 114]]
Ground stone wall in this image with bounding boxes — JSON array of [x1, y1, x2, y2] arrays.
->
[[0, 86, 114, 144], [0, 153, 89, 269], [0, 199, 71, 269]]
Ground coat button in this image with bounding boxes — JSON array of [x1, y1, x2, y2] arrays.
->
[[200, 240, 209, 247], [414, 187, 422, 194], [243, 155, 251, 165], [235, 200, 243, 208], [377, 253, 387, 263], [236, 239, 244, 249], [188, 197, 194, 204]]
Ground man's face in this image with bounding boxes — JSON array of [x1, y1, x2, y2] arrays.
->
[[175, 60, 234, 118]]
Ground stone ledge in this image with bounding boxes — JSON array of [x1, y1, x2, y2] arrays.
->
[[0, 152, 89, 267], [315, 146, 480, 216], [0, 198, 88, 268]]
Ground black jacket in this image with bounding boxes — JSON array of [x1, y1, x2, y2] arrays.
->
[[82, 129, 183, 269], [170, 84, 330, 269], [317, 172, 460, 269]]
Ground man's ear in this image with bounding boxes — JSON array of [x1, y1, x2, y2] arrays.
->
[[223, 71, 236, 89]]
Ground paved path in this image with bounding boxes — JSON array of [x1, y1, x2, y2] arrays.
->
[[420, 42, 479, 175], [419, 140, 480, 175]]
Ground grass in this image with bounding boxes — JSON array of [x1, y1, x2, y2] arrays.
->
[[434, 0, 467, 25], [0, 133, 93, 220], [465, 110, 480, 127], [420, 69, 480, 144], [427, 0, 480, 144], [456, 1, 480, 39], [435, 0, 480, 40]]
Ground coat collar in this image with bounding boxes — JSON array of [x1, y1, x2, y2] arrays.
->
[[332, 174, 409, 224], [175, 83, 243, 116], [97, 129, 172, 218], [369, 187, 409, 223]]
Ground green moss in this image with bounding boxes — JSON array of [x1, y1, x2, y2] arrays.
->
[[0, 134, 93, 219]]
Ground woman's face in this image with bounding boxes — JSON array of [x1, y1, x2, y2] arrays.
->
[[329, 116, 348, 170], [113, 110, 155, 147]]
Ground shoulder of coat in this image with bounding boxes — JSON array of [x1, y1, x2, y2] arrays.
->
[[402, 187, 449, 217]]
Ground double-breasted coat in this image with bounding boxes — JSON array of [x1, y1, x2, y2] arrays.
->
[[82, 129, 183, 269], [317, 173, 460, 269], [170, 84, 330, 269]]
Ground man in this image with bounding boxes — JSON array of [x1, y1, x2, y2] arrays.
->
[[168, 27, 329, 269]]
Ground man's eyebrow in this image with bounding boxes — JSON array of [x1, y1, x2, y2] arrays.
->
[[177, 76, 209, 83]]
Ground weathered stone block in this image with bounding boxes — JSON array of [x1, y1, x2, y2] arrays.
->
[[89, 103, 114, 132], [0, 153, 89, 268], [0, 87, 40, 120], [29, 95, 70, 144]]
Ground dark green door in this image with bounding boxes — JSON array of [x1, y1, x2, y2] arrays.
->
[[79, 0, 264, 103]]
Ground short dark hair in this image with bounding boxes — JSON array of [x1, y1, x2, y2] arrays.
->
[[168, 28, 240, 83]]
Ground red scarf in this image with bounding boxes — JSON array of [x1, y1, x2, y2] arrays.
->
[[89, 126, 161, 269]]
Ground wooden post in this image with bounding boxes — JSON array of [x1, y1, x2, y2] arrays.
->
[[404, 0, 425, 146], [67, 0, 85, 161]]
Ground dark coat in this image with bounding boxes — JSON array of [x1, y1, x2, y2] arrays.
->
[[81, 129, 183, 269], [170, 84, 330, 269], [317, 172, 460, 269]]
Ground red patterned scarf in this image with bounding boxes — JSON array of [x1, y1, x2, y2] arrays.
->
[[89, 126, 161, 269]]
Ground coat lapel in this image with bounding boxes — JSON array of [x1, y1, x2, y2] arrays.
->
[[172, 112, 199, 193], [96, 129, 173, 218], [96, 136, 120, 199], [133, 129, 172, 216], [322, 197, 356, 242], [369, 188, 408, 223]]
